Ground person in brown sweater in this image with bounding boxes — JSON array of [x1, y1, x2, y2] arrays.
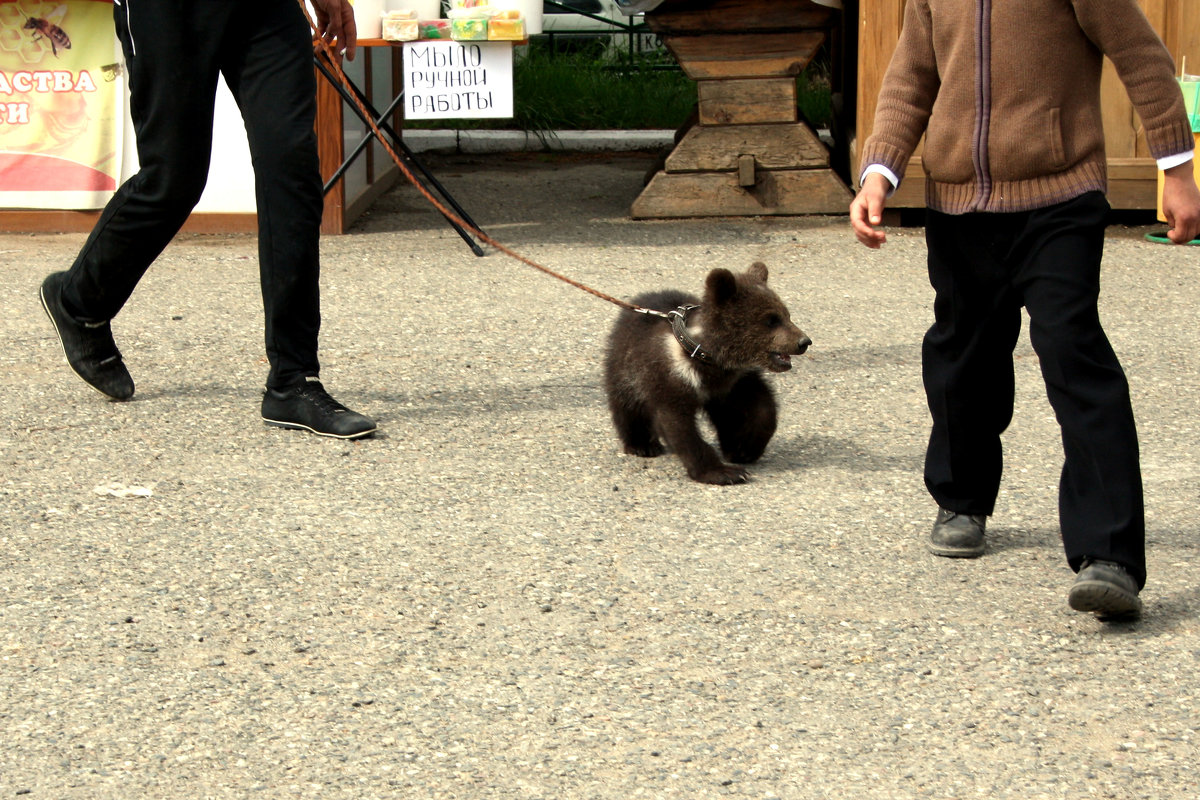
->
[[850, 0, 1200, 620]]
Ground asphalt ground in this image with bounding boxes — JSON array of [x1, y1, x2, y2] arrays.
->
[[2, 151, 1199, 799]]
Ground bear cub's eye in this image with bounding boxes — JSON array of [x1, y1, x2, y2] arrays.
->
[[764, 314, 782, 328]]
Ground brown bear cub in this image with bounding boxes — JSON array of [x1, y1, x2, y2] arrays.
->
[[603, 262, 810, 485]]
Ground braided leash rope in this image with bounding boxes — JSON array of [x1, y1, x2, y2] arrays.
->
[[299, 1, 669, 319]]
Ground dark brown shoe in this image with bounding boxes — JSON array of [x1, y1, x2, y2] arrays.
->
[[1068, 559, 1142, 621], [928, 508, 986, 558]]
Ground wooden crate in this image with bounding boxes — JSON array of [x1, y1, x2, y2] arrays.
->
[[853, 0, 1197, 210]]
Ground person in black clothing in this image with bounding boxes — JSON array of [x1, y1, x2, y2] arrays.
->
[[40, 0, 375, 439]]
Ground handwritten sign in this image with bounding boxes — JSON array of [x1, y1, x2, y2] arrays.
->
[[403, 41, 514, 120]]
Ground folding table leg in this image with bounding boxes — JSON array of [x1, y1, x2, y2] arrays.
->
[[313, 52, 487, 256]]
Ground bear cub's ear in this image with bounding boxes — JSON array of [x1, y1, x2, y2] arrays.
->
[[706, 262, 770, 305], [705, 268, 739, 305]]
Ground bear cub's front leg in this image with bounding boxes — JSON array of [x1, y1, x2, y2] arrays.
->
[[654, 406, 750, 485], [706, 372, 778, 465]]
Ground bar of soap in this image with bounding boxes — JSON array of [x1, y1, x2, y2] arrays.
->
[[487, 17, 525, 39], [450, 17, 488, 40], [382, 16, 420, 41], [418, 19, 453, 39]]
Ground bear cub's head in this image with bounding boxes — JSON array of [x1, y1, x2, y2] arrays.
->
[[701, 261, 810, 372]]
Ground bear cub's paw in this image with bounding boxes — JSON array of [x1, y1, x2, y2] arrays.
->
[[624, 441, 666, 458], [694, 464, 751, 486]]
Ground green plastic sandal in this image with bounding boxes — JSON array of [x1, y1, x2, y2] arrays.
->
[[1144, 231, 1200, 245]]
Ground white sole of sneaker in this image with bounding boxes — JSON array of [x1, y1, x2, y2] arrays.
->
[[262, 417, 378, 440]]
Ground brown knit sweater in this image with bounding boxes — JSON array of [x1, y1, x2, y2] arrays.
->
[[859, 0, 1196, 214]]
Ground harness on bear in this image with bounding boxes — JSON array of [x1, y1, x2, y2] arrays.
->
[[667, 305, 716, 365]]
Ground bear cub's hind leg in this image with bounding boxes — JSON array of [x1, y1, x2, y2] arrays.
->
[[611, 401, 666, 458]]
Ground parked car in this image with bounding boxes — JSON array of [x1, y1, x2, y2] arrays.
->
[[538, 0, 660, 55]]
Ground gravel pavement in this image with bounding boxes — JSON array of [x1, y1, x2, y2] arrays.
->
[[2, 152, 1199, 799]]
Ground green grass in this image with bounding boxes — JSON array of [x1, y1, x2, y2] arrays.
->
[[406, 47, 833, 132], [796, 68, 833, 131], [511, 48, 695, 130]]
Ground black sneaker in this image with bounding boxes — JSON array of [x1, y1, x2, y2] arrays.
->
[[261, 378, 376, 439], [928, 508, 986, 558], [1068, 559, 1142, 621], [39, 271, 134, 401]]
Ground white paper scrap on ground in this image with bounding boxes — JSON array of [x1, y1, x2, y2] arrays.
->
[[93, 482, 154, 499]]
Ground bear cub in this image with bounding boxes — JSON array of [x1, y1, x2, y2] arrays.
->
[[603, 261, 810, 485]]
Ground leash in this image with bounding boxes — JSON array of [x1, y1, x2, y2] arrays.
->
[[298, 1, 670, 320]]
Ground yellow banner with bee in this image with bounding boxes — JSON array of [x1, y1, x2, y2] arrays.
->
[[0, 0, 123, 209]]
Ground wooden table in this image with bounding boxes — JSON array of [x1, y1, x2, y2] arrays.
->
[[631, 0, 853, 219]]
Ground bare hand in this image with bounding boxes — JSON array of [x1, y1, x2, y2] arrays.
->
[[1161, 161, 1200, 244], [850, 172, 892, 249], [310, 0, 357, 61]]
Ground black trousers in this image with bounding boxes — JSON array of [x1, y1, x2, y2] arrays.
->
[[61, 0, 323, 389], [922, 192, 1145, 587]]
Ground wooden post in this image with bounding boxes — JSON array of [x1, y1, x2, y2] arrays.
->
[[315, 57, 347, 235]]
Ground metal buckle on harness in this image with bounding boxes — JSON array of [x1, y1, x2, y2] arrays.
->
[[668, 305, 713, 364]]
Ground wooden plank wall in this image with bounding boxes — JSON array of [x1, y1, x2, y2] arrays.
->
[[854, 0, 1194, 210]]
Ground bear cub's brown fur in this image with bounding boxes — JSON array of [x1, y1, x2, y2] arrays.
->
[[603, 262, 810, 485]]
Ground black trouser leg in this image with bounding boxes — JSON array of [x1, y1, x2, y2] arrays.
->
[[1015, 193, 1145, 587], [922, 193, 1145, 586], [63, 0, 227, 322], [221, 0, 323, 388], [62, 0, 322, 389], [922, 211, 1023, 516]]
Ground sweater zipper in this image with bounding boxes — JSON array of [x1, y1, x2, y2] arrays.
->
[[972, 0, 992, 210]]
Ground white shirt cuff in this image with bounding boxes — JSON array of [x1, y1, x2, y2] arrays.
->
[[1159, 150, 1195, 171], [861, 164, 900, 197]]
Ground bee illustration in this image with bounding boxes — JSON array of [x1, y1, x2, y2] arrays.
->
[[24, 6, 71, 57]]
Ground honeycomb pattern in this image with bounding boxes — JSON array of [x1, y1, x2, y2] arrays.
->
[[0, 2, 71, 65]]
